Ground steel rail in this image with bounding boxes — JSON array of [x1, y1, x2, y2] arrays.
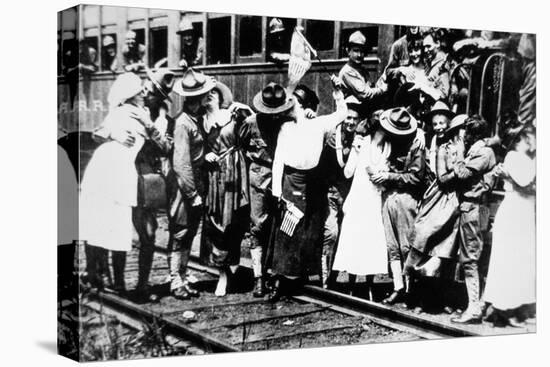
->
[[88, 290, 239, 353], [185, 258, 480, 339]]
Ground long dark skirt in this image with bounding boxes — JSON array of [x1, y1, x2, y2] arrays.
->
[[266, 166, 326, 278], [404, 181, 460, 278]]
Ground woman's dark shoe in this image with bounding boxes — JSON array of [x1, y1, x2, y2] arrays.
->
[[382, 288, 406, 305], [252, 277, 265, 298], [266, 279, 283, 303]]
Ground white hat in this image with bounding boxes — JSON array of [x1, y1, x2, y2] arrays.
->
[[177, 18, 194, 34], [107, 73, 143, 107]]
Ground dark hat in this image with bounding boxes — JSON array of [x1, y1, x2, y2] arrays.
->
[[173, 68, 216, 97], [379, 107, 418, 136], [425, 101, 455, 121], [293, 84, 319, 110], [146, 68, 176, 101], [253, 82, 295, 114], [345, 95, 362, 113], [212, 81, 234, 109]]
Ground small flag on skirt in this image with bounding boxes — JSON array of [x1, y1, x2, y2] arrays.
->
[[287, 27, 312, 95], [280, 200, 305, 237]]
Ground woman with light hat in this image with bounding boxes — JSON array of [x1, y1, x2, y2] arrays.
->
[[404, 114, 467, 312], [166, 68, 216, 300], [80, 72, 151, 291], [201, 81, 253, 296]]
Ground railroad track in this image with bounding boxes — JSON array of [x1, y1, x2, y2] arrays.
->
[[84, 257, 483, 356], [185, 259, 480, 340]]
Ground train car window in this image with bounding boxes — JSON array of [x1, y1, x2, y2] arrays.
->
[[266, 17, 296, 63], [339, 25, 379, 58], [62, 37, 78, 74], [305, 20, 335, 52], [150, 27, 168, 67], [83, 37, 99, 53], [132, 28, 146, 47], [207, 16, 231, 64], [238, 16, 262, 57], [179, 21, 204, 67]]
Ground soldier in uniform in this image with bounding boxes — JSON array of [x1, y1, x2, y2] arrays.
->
[[122, 30, 147, 72], [167, 68, 216, 299], [267, 18, 291, 64], [450, 116, 496, 324], [333, 31, 385, 115], [130, 69, 176, 302], [319, 96, 368, 289], [371, 108, 427, 305], [177, 17, 205, 69], [238, 83, 296, 297], [102, 35, 118, 73]]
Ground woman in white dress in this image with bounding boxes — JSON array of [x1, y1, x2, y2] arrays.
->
[[80, 73, 149, 291], [331, 121, 391, 297], [484, 125, 536, 327]]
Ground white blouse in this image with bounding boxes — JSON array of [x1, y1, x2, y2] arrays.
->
[[272, 95, 347, 197]]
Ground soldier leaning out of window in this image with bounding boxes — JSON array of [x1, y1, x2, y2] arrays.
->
[[102, 35, 119, 73], [64, 39, 98, 76], [177, 18, 205, 69], [267, 18, 290, 65], [122, 30, 147, 72]]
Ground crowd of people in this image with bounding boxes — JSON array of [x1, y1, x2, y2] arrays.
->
[[79, 26, 536, 328]]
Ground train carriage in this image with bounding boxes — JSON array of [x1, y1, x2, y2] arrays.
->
[[57, 4, 522, 288]]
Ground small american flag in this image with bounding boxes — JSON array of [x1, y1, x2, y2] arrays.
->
[[280, 200, 305, 237]]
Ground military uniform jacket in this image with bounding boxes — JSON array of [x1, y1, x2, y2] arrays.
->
[[168, 110, 207, 226]]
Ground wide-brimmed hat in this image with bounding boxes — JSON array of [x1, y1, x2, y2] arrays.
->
[[107, 72, 143, 107], [177, 18, 194, 34], [425, 101, 454, 121], [173, 68, 216, 97], [212, 81, 234, 109], [293, 84, 319, 110], [379, 107, 418, 136], [253, 82, 295, 114], [348, 31, 367, 48], [447, 114, 468, 133], [146, 68, 175, 101]]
